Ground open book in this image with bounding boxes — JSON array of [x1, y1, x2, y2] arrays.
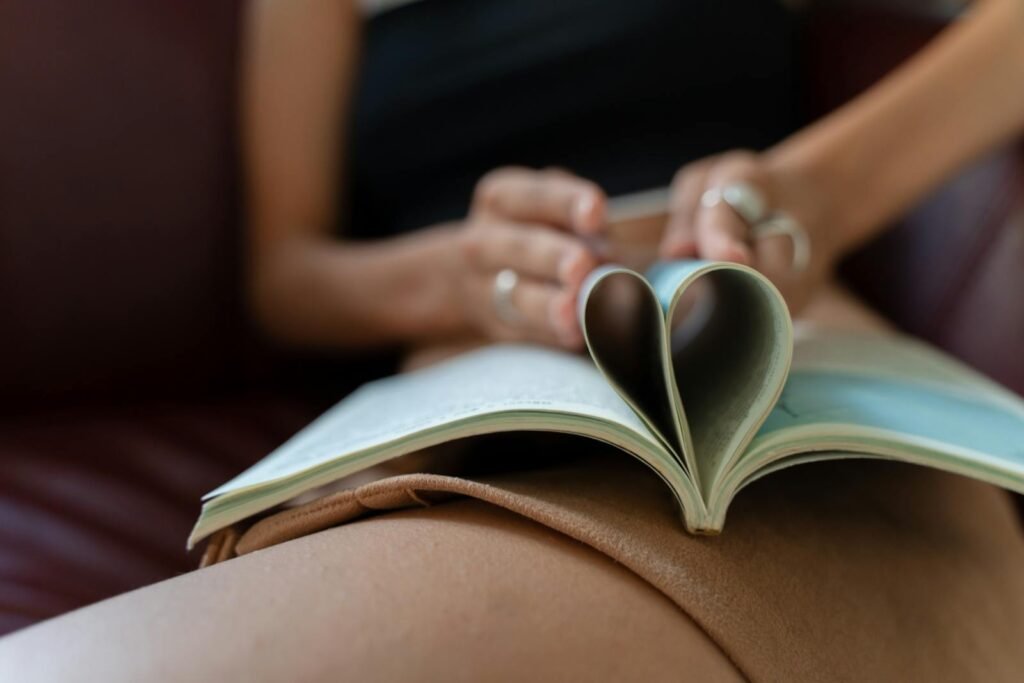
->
[[188, 260, 1024, 547]]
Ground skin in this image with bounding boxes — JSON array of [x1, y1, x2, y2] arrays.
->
[[661, 0, 1024, 310], [0, 501, 745, 683], [0, 284, 903, 682], [2, 0, 1023, 679], [244, 0, 604, 353], [246, 0, 1024, 352]]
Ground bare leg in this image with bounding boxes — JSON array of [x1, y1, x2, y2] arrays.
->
[[0, 500, 741, 682], [0, 283, 998, 681]]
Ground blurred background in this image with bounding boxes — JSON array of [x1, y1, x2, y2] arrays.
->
[[0, 0, 1020, 635]]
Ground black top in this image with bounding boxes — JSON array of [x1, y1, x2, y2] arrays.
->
[[344, 0, 801, 237]]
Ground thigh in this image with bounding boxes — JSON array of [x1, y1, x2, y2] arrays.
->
[[0, 499, 742, 683], [0, 397, 320, 635]]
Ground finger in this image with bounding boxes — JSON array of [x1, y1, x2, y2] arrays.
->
[[749, 233, 813, 314], [660, 163, 710, 259], [467, 221, 599, 288], [693, 155, 765, 265], [475, 270, 581, 349], [510, 278, 582, 349], [474, 167, 607, 235], [751, 230, 796, 277], [695, 199, 753, 265]]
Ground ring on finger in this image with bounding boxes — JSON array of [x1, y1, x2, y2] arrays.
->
[[751, 212, 811, 273], [492, 268, 523, 325], [700, 182, 768, 226]]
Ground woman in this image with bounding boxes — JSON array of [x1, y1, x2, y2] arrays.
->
[[2, 0, 1023, 679]]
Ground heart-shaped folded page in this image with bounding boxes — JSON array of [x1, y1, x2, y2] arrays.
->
[[580, 261, 792, 499]]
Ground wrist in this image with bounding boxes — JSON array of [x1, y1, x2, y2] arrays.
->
[[395, 224, 470, 342], [762, 132, 866, 264]]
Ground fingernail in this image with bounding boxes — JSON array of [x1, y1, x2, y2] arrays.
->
[[549, 291, 577, 336], [574, 193, 600, 234], [726, 243, 753, 265], [708, 233, 752, 265], [662, 239, 697, 260], [583, 235, 612, 261], [558, 249, 590, 286]]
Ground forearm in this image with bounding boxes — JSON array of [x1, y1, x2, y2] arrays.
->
[[768, 0, 1024, 252], [250, 227, 464, 350], [246, 0, 448, 351]]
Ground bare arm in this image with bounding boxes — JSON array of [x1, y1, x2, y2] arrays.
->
[[244, 0, 603, 351], [662, 0, 1024, 309], [770, 0, 1024, 250], [244, 0, 459, 349]]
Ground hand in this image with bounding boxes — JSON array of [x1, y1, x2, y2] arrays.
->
[[447, 167, 606, 349], [658, 150, 840, 313]]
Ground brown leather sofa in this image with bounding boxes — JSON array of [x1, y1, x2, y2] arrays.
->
[[1, 1, 1021, 636]]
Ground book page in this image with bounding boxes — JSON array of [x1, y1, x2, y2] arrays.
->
[[579, 266, 682, 457], [789, 325, 1024, 415], [645, 261, 793, 496], [739, 328, 1024, 495], [205, 345, 661, 499]]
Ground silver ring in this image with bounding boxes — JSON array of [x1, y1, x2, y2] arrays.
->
[[493, 268, 522, 324], [700, 182, 768, 226], [752, 213, 811, 272]]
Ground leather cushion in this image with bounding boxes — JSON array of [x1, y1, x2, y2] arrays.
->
[[0, 1, 244, 407], [0, 395, 319, 636]]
